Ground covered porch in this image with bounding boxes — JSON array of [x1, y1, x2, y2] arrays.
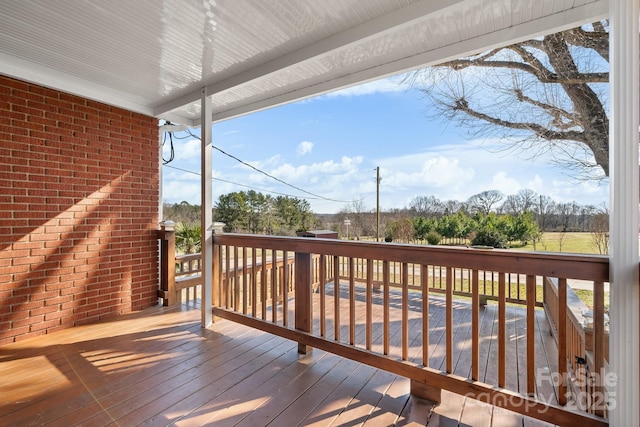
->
[[2, 289, 558, 426], [1, 0, 638, 426]]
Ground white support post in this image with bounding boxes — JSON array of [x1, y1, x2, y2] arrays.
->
[[201, 88, 213, 328], [609, 1, 640, 425]]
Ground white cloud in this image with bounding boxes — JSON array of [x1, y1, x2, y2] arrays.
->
[[381, 156, 475, 191], [177, 138, 201, 162], [257, 156, 363, 183], [162, 178, 201, 205], [491, 171, 521, 195], [297, 141, 314, 156], [248, 154, 283, 169]]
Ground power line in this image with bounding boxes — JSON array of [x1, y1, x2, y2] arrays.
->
[[163, 163, 347, 201], [174, 129, 353, 203]]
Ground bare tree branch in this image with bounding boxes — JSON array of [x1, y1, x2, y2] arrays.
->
[[411, 21, 611, 180]]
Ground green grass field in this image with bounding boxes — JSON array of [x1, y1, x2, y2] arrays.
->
[[512, 231, 604, 254]]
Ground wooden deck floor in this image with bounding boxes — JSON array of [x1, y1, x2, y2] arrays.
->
[[1, 291, 558, 427]]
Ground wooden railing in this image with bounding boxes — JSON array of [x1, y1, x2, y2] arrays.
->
[[543, 277, 609, 417], [209, 233, 609, 427], [175, 253, 202, 302], [333, 258, 543, 306]]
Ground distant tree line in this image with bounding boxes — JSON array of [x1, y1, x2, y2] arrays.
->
[[409, 211, 539, 248], [329, 189, 608, 246], [215, 190, 318, 234], [163, 190, 319, 244], [164, 188, 608, 252]]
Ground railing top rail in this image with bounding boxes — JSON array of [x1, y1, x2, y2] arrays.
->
[[176, 253, 202, 262], [214, 233, 609, 282]]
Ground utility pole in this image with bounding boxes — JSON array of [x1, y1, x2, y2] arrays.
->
[[376, 166, 381, 242]]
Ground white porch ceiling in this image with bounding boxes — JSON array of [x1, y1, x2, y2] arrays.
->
[[0, 0, 608, 126]]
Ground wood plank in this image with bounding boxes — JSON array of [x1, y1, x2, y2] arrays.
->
[[268, 356, 363, 425], [426, 390, 464, 427], [396, 395, 433, 426], [300, 364, 378, 427], [364, 375, 411, 425], [217, 352, 346, 426], [171, 345, 328, 426], [459, 397, 493, 427], [1, 283, 592, 427], [330, 369, 397, 425], [491, 405, 525, 427], [1, 306, 248, 425], [56, 326, 283, 426]]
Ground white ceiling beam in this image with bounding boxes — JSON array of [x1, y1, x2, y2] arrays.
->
[[153, 0, 464, 118], [200, 0, 608, 124]]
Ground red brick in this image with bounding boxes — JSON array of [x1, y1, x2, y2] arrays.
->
[[1, 76, 159, 342]]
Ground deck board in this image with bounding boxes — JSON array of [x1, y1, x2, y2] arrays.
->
[[0, 292, 562, 427]]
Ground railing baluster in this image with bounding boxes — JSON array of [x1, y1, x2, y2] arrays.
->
[[593, 280, 605, 417], [282, 250, 288, 326], [402, 262, 409, 361], [334, 255, 340, 341], [225, 245, 231, 309], [250, 248, 256, 317], [471, 268, 479, 380], [498, 271, 506, 388], [242, 246, 248, 315], [383, 260, 390, 355], [526, 274, 536, 395], [271, 249, 277, 323], [446, 266, 453, 374], [349, 257, 355, 346], [320, 254, 326, 337], [366, 259, 373, 350], [558, 277, 567, 405], [261, 249, 267, 320], [233, 246, 239, 311]]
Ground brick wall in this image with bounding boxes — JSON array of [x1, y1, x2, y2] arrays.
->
[[0, 76, 160, 345]]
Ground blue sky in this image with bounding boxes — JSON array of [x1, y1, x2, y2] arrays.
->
[[161, 76, 609, 214]]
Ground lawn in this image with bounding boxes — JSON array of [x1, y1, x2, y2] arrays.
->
[[512, 231, 604, 254]]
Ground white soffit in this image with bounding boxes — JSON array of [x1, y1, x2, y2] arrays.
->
[[0, 0, 608, 125]]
